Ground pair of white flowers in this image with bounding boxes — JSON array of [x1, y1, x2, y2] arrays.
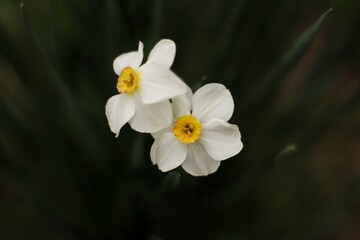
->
[[105, 39, 243, 176]]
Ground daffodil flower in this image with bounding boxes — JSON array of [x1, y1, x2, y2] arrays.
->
[[150, 83, 243, 176], [105, 39, 187, 136]]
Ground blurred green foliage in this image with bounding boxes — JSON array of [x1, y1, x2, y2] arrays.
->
[[0, 0, 359, 239]]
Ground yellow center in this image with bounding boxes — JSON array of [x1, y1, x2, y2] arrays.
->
[[173, 115, 202, 144], [117, 67, 140, 94]]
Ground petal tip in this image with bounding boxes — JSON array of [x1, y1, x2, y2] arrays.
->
[[160, 38, 175, 45]]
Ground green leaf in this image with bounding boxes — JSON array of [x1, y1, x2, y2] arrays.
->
[[242, 8, 333, 112], [276, 8, 333, 74]]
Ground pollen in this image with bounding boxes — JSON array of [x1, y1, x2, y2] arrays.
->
[[173, 115, 201, 144], [117, 67, 140, 94]]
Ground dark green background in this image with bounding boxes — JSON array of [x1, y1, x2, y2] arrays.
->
[[0, 0, 359, 239]]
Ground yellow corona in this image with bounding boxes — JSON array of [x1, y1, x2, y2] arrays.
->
[[117, 67, 140, 94], [173, 115, 201, 144]]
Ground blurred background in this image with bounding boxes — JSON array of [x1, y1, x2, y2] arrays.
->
[[0, 0, 359, 239]]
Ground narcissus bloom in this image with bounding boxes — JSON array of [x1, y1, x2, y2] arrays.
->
[[150, 83, 243, 176], [105, 39, 187, 136]]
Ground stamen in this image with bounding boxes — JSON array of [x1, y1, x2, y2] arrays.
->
[[173, 115, 201, 144], [117, 67, 140, 94]]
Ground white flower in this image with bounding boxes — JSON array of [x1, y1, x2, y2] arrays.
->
[[105, 39, 187, 136], [150, 83, 243, 176]]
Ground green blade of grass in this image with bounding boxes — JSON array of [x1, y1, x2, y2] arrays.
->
[[276, 8, 333, 74], [242, 8, 333, 113]]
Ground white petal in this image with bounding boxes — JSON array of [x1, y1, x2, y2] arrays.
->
[[113, 41, 144, 75], [199, 119, 243, 161], [150, 132, 187, 172], [138, 63, 187, 104], [147, 39, 176, 69], [128, 94, 172, 133], [150, 135, 159, 165], [151, 126, 171, 139], [192, 83, 234, 122], [171, 85, 193, 119], [181, 143, 220, 176], [105, 94, 135, 137]]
